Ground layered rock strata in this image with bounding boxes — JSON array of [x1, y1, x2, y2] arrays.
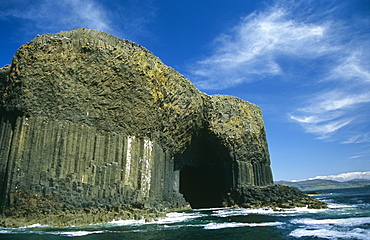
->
[[0, 29, 324, 227]]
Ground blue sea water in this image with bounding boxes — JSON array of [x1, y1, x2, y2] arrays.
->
[[1, 187, 369, 239]]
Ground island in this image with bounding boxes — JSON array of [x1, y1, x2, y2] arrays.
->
[[0, 28, 326, 227]]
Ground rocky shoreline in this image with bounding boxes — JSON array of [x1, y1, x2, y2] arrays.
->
[[0, 206, 169, 228], [0, 187, 189, 228], [0, 184, 326, 228], [226, 184, 327, 209]]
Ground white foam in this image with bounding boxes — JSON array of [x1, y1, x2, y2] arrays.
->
[[194, 207, 231, 212], [107, 218, 146, 226], [154, 212, 202, 224], [308, 193, 333, 196], [276, 206, 326, 214], [327, 202, 354, 209], [56, 231, 104, 237], [105, 212, 202, 226], [0, 228, 104, 237], [211, 208, 275, 218], [292, 217, 370, 227], [290, 228, 370, 240], [21, 223, 50, 228], [211, 206, 325, 218], [204, 221, 283, 230]]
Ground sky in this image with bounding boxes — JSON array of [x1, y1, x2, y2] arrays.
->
[[0, 0, 369, 181]]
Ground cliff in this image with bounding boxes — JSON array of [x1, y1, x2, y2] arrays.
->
[[0, 29, 324, 227]]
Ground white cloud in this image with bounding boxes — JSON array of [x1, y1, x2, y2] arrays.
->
[[1, 0, 112, 33], [290, 89, 370, 140], [0, 0, 158, 43], [300, 93, 370, 114], [306, 120, 352, 137], [189, 5, 332, 90], [309, 171, 370, 182], [288, 20, 370, 141], [289, 110, 344, 124], [329, 51, 370, 83], [342, 135, 370, 144], [61, 0, 112, 33], [188, 1, 370, 144], [349, 155, 365, 159]]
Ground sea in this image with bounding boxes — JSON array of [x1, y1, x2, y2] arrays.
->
[[1, 187, 369, 240]]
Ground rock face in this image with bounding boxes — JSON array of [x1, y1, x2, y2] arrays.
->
[[0, 29, 322, 227]]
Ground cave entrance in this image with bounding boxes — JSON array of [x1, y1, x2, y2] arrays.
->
[[176, 129, 233, 209], [180, 165, 226, 208]]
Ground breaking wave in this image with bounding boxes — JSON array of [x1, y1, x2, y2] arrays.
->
[[0, 187, 369, 239]]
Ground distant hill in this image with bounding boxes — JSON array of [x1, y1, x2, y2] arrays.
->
[[275, 179, 370, 192]]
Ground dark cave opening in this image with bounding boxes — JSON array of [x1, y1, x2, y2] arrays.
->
[[176, 129, 233, 209], [180, 165, 226, 208]]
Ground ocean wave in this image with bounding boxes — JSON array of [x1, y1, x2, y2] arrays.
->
[[210, 206, 325, 218], [204, 221, 283, 230], [327, 202, 356, 209], [154, 211, 203, 224], [104, 211, 204, 227], [0, 228, 105, 237], [193, 207, 230, 212], [105, 218, 147, 226], [21, 223, 50, 228], [291, 216, 370, 227], [53, 230, 105, 237], [290, 228, 370, 240], [211, 208, 274, 217]]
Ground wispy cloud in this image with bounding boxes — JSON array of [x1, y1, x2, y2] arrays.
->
[[287, 4, 370, 143], [0, 0, 113, 34], [189, 3, 334, 89], [300, 120, 352, 139], [62, 0, 112, 33], [343, 135, 370, 144], [0, 0, 156, 40], [188, 0, 369, 143], [298, 91, 370, 114], [290, 89, 370, 140], [290, 51, 370, 141], [349, 155, 365, 159], [330, 51, 370, 83]]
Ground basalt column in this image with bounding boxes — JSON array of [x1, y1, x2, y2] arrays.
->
[[0, 28, 274, 224], [0, 114, 187, 211], [175, 95, 273, 208]]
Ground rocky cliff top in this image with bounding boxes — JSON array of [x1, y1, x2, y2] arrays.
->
[[1, 29, 205, 154], [0, 28, 265, 159]]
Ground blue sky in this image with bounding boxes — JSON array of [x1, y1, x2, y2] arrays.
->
[[1, 0, 369, 181]]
